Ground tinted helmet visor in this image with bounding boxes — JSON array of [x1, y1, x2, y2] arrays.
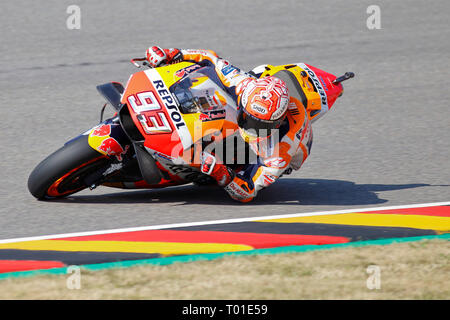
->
[[237, 108, 285, 139]]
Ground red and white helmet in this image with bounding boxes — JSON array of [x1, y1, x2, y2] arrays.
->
[[237, 76, 289, 142]]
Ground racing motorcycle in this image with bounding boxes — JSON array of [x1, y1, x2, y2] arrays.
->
[[27, 57, 354, 200]]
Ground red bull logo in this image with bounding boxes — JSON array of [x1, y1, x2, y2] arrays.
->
[[91, 124, 111, 137], [97, 137, 129, 161], [175, 70, 186, 78], [199, 113, 210, 121], [174, 64, 202, 79]]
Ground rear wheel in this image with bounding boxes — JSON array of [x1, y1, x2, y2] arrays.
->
[[28, 135, 111, 200]]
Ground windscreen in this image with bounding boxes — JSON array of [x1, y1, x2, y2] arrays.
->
[[170, 70, 229, 114]]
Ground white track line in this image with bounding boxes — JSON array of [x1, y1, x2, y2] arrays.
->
[[0, 201, 448, 244]]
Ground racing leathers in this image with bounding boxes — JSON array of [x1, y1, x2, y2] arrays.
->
[[147, 47, 313, 202]]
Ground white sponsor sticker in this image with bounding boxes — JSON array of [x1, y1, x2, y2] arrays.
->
[[144, 69, 193, 150], [251, 103, 267, 115]]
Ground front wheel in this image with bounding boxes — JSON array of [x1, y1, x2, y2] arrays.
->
[[28, 135, 111, 200]]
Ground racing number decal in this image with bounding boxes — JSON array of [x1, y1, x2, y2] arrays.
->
[[127, 91, 159, 113], [127, 91, 172, 134], [136, 113, 172, 134]]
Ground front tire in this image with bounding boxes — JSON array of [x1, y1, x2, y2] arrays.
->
[[28, 135, 111, 200]]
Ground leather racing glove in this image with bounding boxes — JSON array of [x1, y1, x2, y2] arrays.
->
[[200, 151, 234, 187], [145, 46, 182, 68]]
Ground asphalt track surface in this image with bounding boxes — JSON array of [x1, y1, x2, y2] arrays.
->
[[0, 0, 449, 239]]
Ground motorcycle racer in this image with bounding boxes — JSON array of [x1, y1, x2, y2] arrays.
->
[[146, 46, 313, 202]]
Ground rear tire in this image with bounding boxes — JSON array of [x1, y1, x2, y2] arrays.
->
[[28, 135, 110, 200]]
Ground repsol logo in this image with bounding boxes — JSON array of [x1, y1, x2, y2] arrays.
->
[[303, 66, 328, 107], [152, 79, 186, 130]]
